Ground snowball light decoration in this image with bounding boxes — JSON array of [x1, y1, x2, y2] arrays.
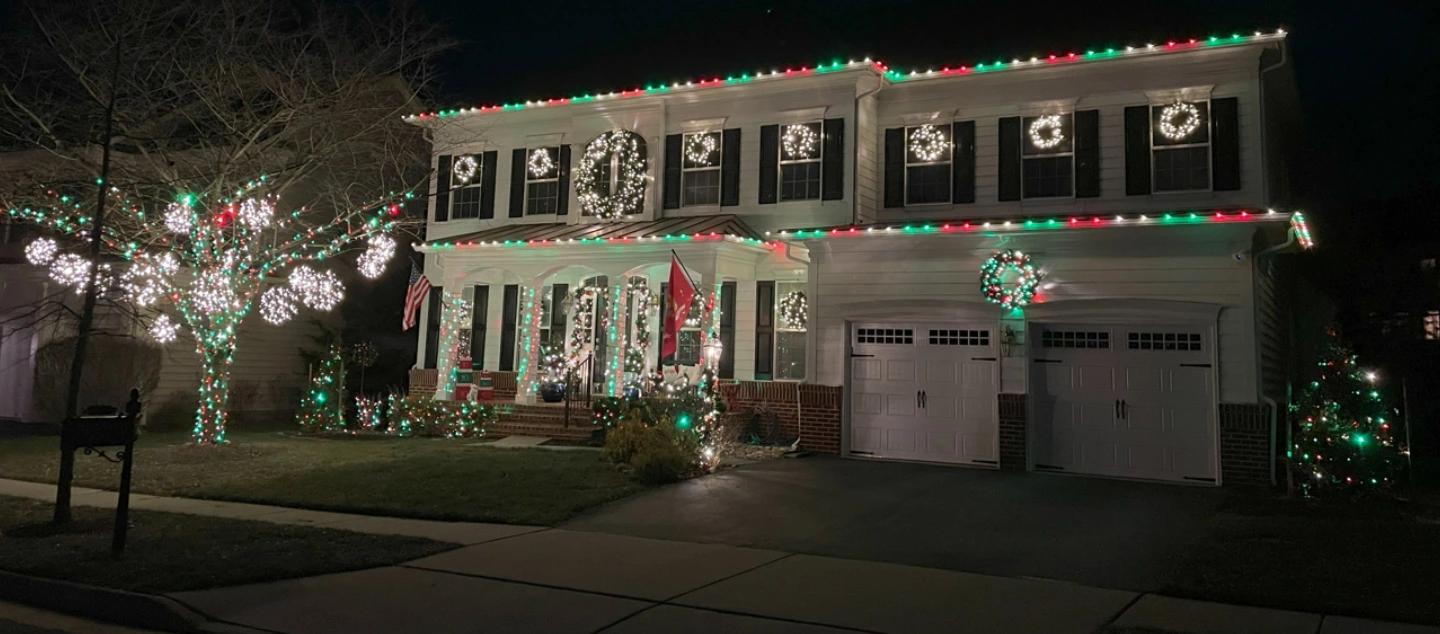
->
[[24, 237, 58, 266], [356, 234, 396, 279], [782, 123, 819, 159], [1028, 115, 1065, 149], [290, 265, 344, 311], [576, 130, 648, 221], [149, 314, 180, 343], [1158, 101, 1202, 141], [190, 269, 236, 314], [164, 201, 195, 234], [527, 147, 555, 177], [685, 133, 718, 165], [49, 253, 91, 286], [120, 261, 167, 307], [908, 125, 948, 163], [778, 290, 808, 330], [237, 197, 274, 229], [452, 155, 479, 184], [260, 286, 299, 325]]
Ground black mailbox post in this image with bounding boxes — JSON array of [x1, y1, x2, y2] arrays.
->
[[55, 414, 138, 556]]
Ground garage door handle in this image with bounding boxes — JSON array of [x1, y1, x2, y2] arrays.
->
[[1122, 399, 1128, 419], [1115, 399, 1120, 418], [971, 357, 997, 361], [1033, 359, 1061, 364], [850, 353, 875, 358], [1179, 363, 1211, 368]]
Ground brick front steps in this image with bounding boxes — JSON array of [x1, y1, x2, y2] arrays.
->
[[489, 402, 596, 441]]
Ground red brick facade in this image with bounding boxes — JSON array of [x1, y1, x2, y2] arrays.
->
[[407, 369, 517, 400], [719, 381, 844, 454], [998, 394, 1027, 471], [1219, 402, 1273, 487]]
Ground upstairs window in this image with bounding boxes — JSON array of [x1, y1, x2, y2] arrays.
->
[[1427, 311, 1440, 341], [525, 146, 561, 215], [1022, 114, 1073, 198], [779, 122, 822, 201], [682, 131, 722, 207], [905, 124, 951, 205], [1152, 101, 1210, 192], [450, 154, 483, 219]]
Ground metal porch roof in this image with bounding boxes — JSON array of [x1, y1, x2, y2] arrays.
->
[[422, 215, 766, 247]]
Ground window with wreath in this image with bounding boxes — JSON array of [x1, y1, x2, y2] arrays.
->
[[1152, 101, 1210, 192], [675, 294, 705, 366], [525, 146, 561, 215], [1022, 114, 1073, 198], [450, 154, 483, 219], [682, 131, 722, 206], [779, 122, 823, 201], [905, 124, 951, 205], [774, 281, 807, 380]]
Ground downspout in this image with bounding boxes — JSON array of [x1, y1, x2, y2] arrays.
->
[[1256, 224, 1298, 486], [852, 75, 886, 226], [1255, 36, 1291, 486], [781, 240, 813, 448]]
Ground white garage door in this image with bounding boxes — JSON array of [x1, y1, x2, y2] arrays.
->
[[1030, 323, 1217, 484], [849, 323, 998, 466]]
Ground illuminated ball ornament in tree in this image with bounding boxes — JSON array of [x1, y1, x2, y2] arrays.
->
[[149, 314, 180, 343], [685, 134, 718, 165], [576, 130, 649, 221], [357, 234, 396, 279], [50, 253, 92, 287], [782, 123, 819, 159], [289, 265, 344, 311], [778, 290, 807, 330], [452, 155, 479, 185], [236, 197, 274, 229], [527, 148, 555, 178], [1158, 101, 1202, 141], [25, 237, 58, 266], [164, 201, 195, 234], [190, 269, 236, 314], [979, 249, 1041, 309], [260, 286, 300, 325], [1028, 115, 1065, 149], [908, 125, 948, 162], [121, 261, 169, 307]]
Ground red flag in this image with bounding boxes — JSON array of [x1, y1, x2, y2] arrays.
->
[[661, 254, 697, 361]]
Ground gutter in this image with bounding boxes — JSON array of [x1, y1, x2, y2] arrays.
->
[[852, 75, 887, 226]]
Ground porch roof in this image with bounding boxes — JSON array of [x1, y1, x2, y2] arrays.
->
[[420, 215, 769, 249]]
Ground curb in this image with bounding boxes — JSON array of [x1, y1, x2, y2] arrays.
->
[[0, 569, 210, 633]]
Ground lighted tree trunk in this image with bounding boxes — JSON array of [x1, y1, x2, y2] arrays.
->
[[193, 338, 236, 444]]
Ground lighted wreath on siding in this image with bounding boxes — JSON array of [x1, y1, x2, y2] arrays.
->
[[576, 129, 649, 221], [979, 249, 1040, 309]]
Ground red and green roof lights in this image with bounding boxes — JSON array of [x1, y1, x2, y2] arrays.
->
[[408, 29, 1286, 121], [419, 231, 774, 251]]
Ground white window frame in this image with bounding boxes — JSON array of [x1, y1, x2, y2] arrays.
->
[[450, 154, 484, 220], [1021, 113, 1075, 200], [778, 121, 823, 202], [1150, 100, 1213, 193], [903, 124, 952, 206], [524, 146, 561, 216], [773, 281, 807, 381], [681, 131, 723, 208]]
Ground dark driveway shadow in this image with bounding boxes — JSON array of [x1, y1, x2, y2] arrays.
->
[[561, 457, 1227, 592]]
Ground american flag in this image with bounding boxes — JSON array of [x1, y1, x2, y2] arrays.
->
[[402, 261, 431, 331]]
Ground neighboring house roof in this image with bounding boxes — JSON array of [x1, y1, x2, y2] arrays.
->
[[421, 215, 767, 250]]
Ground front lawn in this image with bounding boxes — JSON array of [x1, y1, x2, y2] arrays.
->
[[1163, 495, 1440, 626], [0, 495, 455, 593], [0, 432, 646, 525]]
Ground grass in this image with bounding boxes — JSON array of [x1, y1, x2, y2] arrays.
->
[[1162, 494, 1440, 626], [0, 432, 647, 525], [0, 495, 455, 593]]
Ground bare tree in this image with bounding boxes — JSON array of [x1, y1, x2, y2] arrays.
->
[[0, 0, 447, 445]]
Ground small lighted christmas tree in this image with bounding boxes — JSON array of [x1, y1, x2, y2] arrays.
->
[[297, 330, 346, 433], [1290, 325, 1406, 495]]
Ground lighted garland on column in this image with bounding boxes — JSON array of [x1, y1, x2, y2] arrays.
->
[[778, 290, 808, 330], [6, 181, 408, 445], [979, 250, 1041, 309], [433, 291, 473, 400], [576, 130, 649, 220], [625, 278, 656, 375], [606, 284, 627, 396], [513, 285, 544, 400]]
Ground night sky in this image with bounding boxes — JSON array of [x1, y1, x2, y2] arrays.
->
[[413, 0, 1440, 251]]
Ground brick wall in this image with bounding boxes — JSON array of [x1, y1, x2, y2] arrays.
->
[[407, 369, 517, 400], [407, 369, 437, 399], [1219, 402, 1273, 487], [998, 394, 1027, 471], [719, 381, 843, 454]]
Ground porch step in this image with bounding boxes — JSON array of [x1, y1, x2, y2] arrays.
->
[[489, 403, 596, 441], [488, 420, 595, 441]]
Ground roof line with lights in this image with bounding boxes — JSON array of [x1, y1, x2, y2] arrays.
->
[[415, 232, 776, 253], [773, 209, 1314, 249], [407, 29, 1286, 122]]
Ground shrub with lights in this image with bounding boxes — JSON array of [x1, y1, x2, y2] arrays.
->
[[8, 183, 408, 445], [297, 326, 346, 434], [1290, 326, 1406, 496]]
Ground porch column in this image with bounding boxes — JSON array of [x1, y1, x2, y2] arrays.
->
[[432, 288, 471, 401], [604, 276, 630, 396], [513, 282, 544, 404], [701, 274, 722, 374]]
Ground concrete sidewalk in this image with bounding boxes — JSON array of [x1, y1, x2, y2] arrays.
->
[[2, 478, 1435, 634]]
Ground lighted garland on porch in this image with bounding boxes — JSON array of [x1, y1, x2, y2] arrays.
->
[[433, 292, 473, 399], [979, 250, 1041, 309], [576, 129, 649, 221], [514, 286, 545, 401], [778, 290, 807, 330], [564, 285, 604, 373], [625, 278, 657, 375]]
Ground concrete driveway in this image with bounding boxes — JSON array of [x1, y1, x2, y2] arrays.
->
[[562, 457, 1228, 592]]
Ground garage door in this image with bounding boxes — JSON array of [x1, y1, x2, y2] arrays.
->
[[849, 323, 998, 466], [1030, 323, 1217, 483]]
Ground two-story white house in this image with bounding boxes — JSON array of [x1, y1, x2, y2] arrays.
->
[[408, 30, 1307, 486]]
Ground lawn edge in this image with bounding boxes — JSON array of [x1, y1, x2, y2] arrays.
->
[[0, 568, 211, 633]]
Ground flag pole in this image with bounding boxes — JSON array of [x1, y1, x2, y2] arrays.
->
[[668, 249, 703, 377]]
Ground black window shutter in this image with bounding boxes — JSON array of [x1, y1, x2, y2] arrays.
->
[[719, 282, 735, 379], [434, 155, 452, 222], [997, 117, 1021, 201], [1211, 97, 1241, 191], [469, 286, 488, 367], [721, 128, 741, 206], [822, 118, 845, 200], [423, 286, 444, 369], [508, 148, 526, 218], [758, 125, 779, 204], [754, 281, 774, 380], [479, 151, 497, 219], [662, 134, 683, 209], [952, 121, 976, 204], [658, 283, 670, 367], [556, 145, 571, 215], [499, 284, 518, 371], [1075, 110, 1101, 198], [883, 128, 904, 208], [1124, 106, 1152, 195]]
